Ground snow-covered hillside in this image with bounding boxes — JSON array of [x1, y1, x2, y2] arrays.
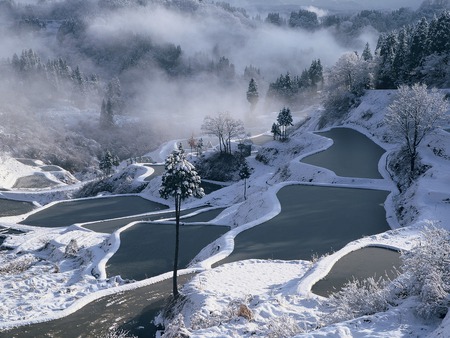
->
[[0, 89, 449, 337]]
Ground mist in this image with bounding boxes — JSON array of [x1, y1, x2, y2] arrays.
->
[[79, 2, 376, 136], [0, 0, 385, 171]]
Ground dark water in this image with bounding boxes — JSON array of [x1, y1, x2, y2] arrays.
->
[[40, 165, 62, 172], [0, 274, 194, 338], [312, 247, 401, 297], [13, 175, 60, 189], [180, 208, 226, 223], [251, 135, 274, 146], [144, 164, 165, 181], [107, 223, 228, 280], [220, 185, 389, 264], [82, 206, 207, 233], [143, 165, 224, 194], [302, 128, 385, 178], [20, 196, 168, 228], [0, 198, 35, 217]]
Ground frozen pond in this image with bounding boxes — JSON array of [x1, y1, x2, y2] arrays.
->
[[312, 246, 401, 297], [107, 222, 228, 280], [20, 196, 168, 228], [302, 128, 385, 178], [220, 185, 389, 264]]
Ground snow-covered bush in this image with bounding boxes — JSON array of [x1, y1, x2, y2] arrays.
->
[[0, 254, 37, 274], [267, 314, 303, 338], [188, 295, 254, 331], [100, 329, 136, 338], [64, 239, 79, 257], [395, 224, 450, 319], [325, 224, 450, 323], [161, 314, 191, 338], [325, 276, 391, 323]]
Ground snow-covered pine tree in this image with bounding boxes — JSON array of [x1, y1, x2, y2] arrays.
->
[[277, 107, 293, 140], [239, 160, 253, 200], [362, 42, 373, 61], [246, 78, 259, 110], [159, 145, 204, 298]]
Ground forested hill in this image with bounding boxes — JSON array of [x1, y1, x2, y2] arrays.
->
[[0, 0, 449, 176]]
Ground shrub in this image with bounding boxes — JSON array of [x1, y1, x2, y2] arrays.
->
[[325, 225, 450, 322], [397, 224, 450, 318], [195, 152, 245, 182], [267, 314, 303, 338], [325, 276, 390, 323]]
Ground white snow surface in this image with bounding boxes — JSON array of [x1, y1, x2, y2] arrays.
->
[[0, 89, 449, 337]]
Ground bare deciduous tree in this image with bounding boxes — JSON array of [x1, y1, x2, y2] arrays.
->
[[201, 112, 245, 154], [386, 83, 448, 174]]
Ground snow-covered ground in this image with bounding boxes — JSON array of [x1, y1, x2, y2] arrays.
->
[[0, 89, 449, 336]]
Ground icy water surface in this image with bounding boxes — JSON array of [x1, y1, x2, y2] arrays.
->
[[0, 198, 35, 217], [302, 128, 385, 178], [20, 196, 168, 228], [107, 222, 228, 280], [312, 246, 401, 297], [220, 185, 389, 264]]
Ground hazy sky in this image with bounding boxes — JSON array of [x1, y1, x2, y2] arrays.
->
[[223, 0, 424, 12]]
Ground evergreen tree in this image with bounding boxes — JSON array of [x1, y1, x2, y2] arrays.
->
[[428, 11, 450, 54], [239, 160, 253, 200], [308, 59, 324, 88], [100, 99, 114, 128], [298, 69, 310, 89], [410, 17, 429, 72], [392, 27, 410, 85], [196, 138, 204, 156], [376, 32, 398, 88], [159, 146, 204, 298], [246, 78, 259, 110], [99, 150, 119, 176], [277, 107, 293, 140], [271, 122, 281, 140], [362, 42, 373, 61]]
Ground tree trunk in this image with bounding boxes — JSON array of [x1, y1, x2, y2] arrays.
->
[[173, 194, 181, 299], [244, 178, 247, 200], [410, 150, 416, 174]]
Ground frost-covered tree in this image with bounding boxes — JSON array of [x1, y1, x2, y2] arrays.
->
[[196, 138, 204, 156], [246, 78, 259, 110], [238, 160, 253, 200], [277, 107, 293, 140], [386, 83, 449, 174], [308, 59, 324, 88], [271, 122, 281, 140], [409, 17, 429, 73], [187, 135, 197, 154], [362, 42, 373, 61], [397, 224, 450, 319], [322, 51, 373, 126], [202, 113, 245, 154], [159, 145, 204, 298], [100, 98, 114, 128], [99, 150, 119, 176]]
